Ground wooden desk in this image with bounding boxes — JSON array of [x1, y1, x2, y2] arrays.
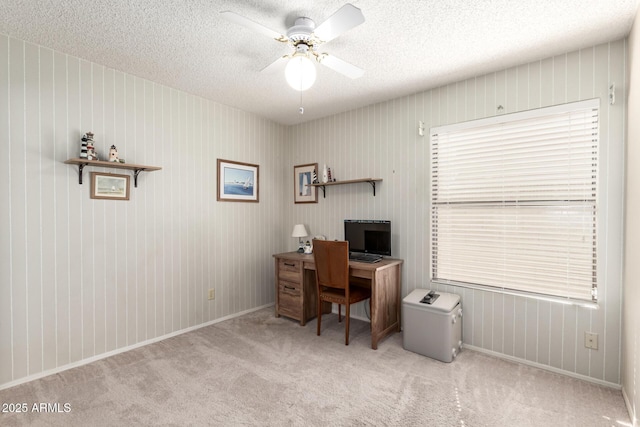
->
[[273, 252, 403, 350]]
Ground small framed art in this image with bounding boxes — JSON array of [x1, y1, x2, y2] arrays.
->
[[294, 163, 318, 204], [217, 159, 259, 202], [90, 172, 130, 200]]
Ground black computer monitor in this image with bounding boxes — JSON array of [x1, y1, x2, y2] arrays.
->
[[344, 220, 391, 256]]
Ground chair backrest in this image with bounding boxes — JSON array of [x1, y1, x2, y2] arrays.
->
[[312, 239, 350, 291]]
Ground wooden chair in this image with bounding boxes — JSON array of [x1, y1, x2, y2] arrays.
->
[[312, 239, 371, 345]]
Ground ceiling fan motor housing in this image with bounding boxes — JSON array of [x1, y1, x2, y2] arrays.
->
[[287, 17, 317, 47]]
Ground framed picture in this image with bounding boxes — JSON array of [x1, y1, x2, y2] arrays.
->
[[217, 159, 259, 202], [294, 163, 318, 204], [90, 172, 130, 200]]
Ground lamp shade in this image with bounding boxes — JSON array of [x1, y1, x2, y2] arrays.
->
[[285, 55, 316, 91], [291, 224, 309, 238]]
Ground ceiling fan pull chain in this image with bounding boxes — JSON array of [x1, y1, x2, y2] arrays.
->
[[299, 90, 304, 115]]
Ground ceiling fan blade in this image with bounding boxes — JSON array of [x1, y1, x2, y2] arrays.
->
[[261, 56, 289, 73], [314, 3, 365, 43], [318, 54, 364, 79], [220, 11, 288, 42]]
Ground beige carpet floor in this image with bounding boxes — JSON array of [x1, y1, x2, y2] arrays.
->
[[0, 307, 631, 426]]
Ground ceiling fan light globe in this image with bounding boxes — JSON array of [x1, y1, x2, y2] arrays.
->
[[285, 55, 316, 91]]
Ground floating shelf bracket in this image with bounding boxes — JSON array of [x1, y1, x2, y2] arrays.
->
[[77, 162, 86, 185], [133, 169, 144, 187], [368, 181, 377, 196]]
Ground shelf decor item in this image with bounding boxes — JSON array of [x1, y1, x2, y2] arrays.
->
[[294, 163, 318, 204], [90, 172, 130, 201], [109, 145, 119, 162], [80, 132, 90, 158], [86, 139, 98, 161], [217, 159, 259, 202]]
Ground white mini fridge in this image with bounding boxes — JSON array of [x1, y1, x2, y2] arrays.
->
[[402, 289, 462, 362]]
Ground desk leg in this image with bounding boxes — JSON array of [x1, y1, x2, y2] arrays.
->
[[371, 281, 378, 350]]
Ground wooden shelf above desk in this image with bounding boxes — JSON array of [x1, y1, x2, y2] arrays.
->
[[64, 158, 161, 187], [310, 178, 382, 197]]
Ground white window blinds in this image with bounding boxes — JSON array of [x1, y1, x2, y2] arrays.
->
[[430, 99, 599, 302]]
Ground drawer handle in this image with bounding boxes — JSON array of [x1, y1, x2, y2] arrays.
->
[[284, 285, 296, 291], [284, 262, 296, 267]]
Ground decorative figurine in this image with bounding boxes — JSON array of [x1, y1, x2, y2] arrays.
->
[[312, 168, 319, 184], [109, 145, 119, 162], [327, 167, 332, 182], [83, 132, 98, 160], [322, 164, 328, 183], [303, 240, 313, 254], [80, 133, 89, 159]]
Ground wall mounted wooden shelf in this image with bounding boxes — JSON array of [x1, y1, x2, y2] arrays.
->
[[64, 158, 161, 187], [310, 178, 382, 198]]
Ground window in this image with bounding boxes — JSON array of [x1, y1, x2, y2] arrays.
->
[[430, 99, 599, 303]]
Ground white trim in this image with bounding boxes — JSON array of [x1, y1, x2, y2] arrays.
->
[[464, 344, 621, 390], [622, 386, 638, 427], [0, 303, 274, 392]]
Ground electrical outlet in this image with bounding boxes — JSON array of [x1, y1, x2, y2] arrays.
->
[[208, 289, 215, 300], [585, 332, 598, 350]]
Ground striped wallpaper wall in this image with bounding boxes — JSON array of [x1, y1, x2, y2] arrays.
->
[[0, 32, 627, 390], [0, 34, 287, 389], [286, 39, 626, 386]]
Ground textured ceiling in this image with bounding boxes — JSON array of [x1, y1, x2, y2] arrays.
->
[[1, 1, 638, 125]]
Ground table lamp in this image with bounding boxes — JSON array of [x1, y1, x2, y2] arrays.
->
[[291, 224, 309, 253]]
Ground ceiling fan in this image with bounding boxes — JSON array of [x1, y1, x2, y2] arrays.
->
[[220, 3, 365, 91]]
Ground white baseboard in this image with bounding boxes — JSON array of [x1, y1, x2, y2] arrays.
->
[[0, 303, 274, 392], [622, 386, 638, 427], [464, 344, 622, 390]]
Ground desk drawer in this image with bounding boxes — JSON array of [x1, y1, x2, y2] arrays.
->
[[278, 281, 302, 318], [278, 259, 301, 282]]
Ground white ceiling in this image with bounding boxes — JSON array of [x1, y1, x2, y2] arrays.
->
[[1, 1, 638, 125]]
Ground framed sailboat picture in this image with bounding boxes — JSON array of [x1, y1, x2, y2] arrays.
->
[[294, 163, 318, 204], [217, 159, 259, 202], [90, 172, 130, 200]]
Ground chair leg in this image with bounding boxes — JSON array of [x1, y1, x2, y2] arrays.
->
[[338, 304, 342, 323], [345, 304, 350, 345], [317, 296, 322, 337]]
